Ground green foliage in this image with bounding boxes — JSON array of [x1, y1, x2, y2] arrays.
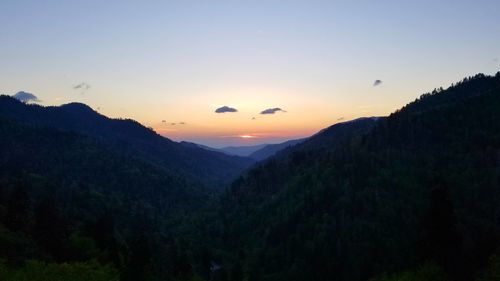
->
[[0, 116, 208, 280], [476, 255, 500, 281], [0, 260, 118, 281], [67, 233, 100, 261], [370, 263, 447, 281], [0, 225, 35, 266], [207, 73, 500, 281], [1, 72, 500, 281]]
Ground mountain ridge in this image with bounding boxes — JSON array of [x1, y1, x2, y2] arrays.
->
[[0, 95, 254, 187], [2, 72, 500, 281], [205, 72, 500, 281]]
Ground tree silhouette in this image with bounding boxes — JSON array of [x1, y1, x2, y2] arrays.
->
[[420, 186, 462, 279], [33, 196, 69, 261], [5, 183, 30, 232]]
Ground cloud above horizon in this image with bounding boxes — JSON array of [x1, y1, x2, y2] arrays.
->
[[163, 121, 186, 126], [73, 82, 91, 94], [12, 91, 40, 103], [373, 80, 383, 87], [215, 106, 238, 113], [260, 107, 286, 114]]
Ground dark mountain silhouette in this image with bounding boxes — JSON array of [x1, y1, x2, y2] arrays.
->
[[184, 139, 309, 161], [219, 144, 268, 157], [248, 138, 306, 161], [193, 117, 380, 163], [0, 113, 212, 280], [0, 96, 254, 187], [2, 72, 500, 281], [180, 141, 223, 153], [0, 114, 206, 213], [288, 117, 381, 153], [203, 72, 500, 281]]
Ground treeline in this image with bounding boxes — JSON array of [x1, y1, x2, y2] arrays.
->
[[199, 72, 500, 281], [0, 178, 206, 280], [2, 72, 500, 281], [0, 116, 213, 281]]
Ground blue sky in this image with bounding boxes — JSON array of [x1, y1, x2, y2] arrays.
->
[[1, 0, 499, 147]]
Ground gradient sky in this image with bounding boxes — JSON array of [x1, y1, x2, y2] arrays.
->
[[1, 0, 499, 147]]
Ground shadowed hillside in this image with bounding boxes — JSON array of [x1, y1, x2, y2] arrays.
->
[[0, 96, 255, 187], [196, 72, 500, 281], [2, 73, 500, 281]]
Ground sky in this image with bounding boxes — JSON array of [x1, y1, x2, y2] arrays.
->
[[1, 0, 499, 148]]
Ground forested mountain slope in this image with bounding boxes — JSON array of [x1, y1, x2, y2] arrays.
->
[[0, 96, 254, 186], [2, 72, 500, 281], [0, 115, 211, 280], [202, 73, 500, 281], [248, 138, 305, 161]]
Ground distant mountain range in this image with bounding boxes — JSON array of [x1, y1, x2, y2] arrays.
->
[[219, 144, 269, 157], [3, 72, 500, 281], [0, 94, 374, 189], [185, 117, 382, 162], [182, 138, 307, 161], [181, 142, 267, 157], [247, 138, 306, 160]]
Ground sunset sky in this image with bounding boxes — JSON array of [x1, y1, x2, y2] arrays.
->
[[1, 0, 499, 147]]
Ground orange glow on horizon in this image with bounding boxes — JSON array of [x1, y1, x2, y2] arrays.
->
[[239, 135, 255, 139]]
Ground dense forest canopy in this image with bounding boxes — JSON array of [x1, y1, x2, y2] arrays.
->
[[1, 72, 500, 280], [213, 72, 500, 281]]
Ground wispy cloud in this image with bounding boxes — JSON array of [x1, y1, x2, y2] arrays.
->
[[260, 107, 286, 114], [73, 82, 91, 94], [12, 91, 40, 103], [215, 106, 238, 113], [163, 121, 186, 126], [373, 80, 383, 87]]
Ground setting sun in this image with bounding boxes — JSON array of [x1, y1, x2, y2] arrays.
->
[[1, 1, 500, 280], [239, 135, 255, 139]]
